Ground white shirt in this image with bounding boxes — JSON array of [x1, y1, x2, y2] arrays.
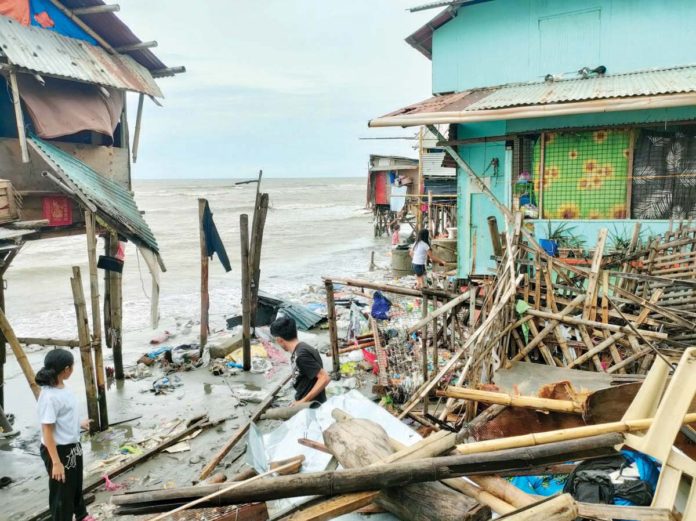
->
[[38, 386, 80, 445], [412, 241, 430, 265]]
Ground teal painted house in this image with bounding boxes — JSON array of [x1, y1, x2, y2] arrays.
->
[[371, 0, 696, 278]]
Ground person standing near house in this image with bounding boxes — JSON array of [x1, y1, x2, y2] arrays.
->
[[271, 316, 330, 406], [391, 223, 401, 245], [410, 229, 446, 289], [36, 349, 96, 521]]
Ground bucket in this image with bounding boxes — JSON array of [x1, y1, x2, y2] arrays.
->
[[391, 247, 412, 278]]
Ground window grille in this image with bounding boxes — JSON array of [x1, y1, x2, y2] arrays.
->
[[631, 128, 696, 220]]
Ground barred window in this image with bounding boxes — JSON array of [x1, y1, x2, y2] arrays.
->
[[631, 128, 696, 220]]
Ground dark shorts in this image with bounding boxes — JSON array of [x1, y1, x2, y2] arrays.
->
[[412, 263, 426, 276]]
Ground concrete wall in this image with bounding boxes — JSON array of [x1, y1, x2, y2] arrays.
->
[[432, 0, 696, 93]]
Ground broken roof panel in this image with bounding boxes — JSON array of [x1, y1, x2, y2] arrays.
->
[[370, 65, 696, 127], [28, 136, 160, 256], [0, 15, 163, 97]]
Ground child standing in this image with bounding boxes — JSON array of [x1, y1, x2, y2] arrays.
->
[[410, 229, 446, 289], [391, 223, 401, 246], [36, 349, 95, 521]]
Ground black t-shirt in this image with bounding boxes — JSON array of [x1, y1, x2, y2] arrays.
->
[[291, 342, 327, 404]]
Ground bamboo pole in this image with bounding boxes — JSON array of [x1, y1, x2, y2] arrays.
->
[[85, 211, 107, 430], [240, 214, 252, 372], [17, 337, 80, 348], [523, 308, 667, 339], [408, 291, 470, 334], [8, 71, 29, 163], [437, 386, 583, 414], [198, 199, 209, 348], [456, 413, 696, 455], [71, 267, 99, 432], [0, 308, 40, 399], [109, 233, 124, 380], [325, 280, 340, 378]]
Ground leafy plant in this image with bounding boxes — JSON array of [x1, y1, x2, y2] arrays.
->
[[545, 221, 586, 250]]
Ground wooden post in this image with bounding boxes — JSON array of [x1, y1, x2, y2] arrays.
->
[[198, 199, 209, 348], [325, 280, 340, 378], [488, 216, 503, 257], [107, 232, 124, 379], [0, 308, 40, 399], [0, 274, 5, 408], [240, 214, 252, 372], [427, 190, 433, 234], [421, 294, 429, 415], [71, 267, 99, 432], [85, 211, 108, 430], [103, 234, 113, 349], [249, 193, 269, 329], [8, 71, 29, 163], [132, 93, 144, 163]]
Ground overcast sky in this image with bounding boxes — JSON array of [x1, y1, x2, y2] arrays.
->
[[116, 1, 435, 179]]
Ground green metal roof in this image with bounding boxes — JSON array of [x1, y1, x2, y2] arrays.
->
[[29, 136, 160, 255]]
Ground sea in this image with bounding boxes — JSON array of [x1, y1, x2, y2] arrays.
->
[[6, 177, 383, 343]]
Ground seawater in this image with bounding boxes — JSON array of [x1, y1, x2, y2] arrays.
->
[[7, 177, 378, 346]]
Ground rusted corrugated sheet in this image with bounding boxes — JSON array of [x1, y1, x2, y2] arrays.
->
[[468, 65, 696, 110], [0, 15, 162, 97]]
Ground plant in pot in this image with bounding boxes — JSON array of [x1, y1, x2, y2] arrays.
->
[[542, 221, 587, 258]]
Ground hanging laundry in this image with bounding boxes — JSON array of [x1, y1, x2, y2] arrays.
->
[[202, 201, 232, 272]]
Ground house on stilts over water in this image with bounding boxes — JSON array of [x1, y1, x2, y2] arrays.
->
[[0, 1, 183, 421], [371, 0, 696, 278]]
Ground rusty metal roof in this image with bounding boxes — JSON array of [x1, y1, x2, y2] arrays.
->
[[468, 66, 696, 110], [0, 15, 163, 97], [61, 0, 167, 72], [370, 65, 696, 127]]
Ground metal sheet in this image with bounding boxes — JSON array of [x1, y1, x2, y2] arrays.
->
[[468, 65, 696, 110], [0, 15, 163, 97], [422, 151, 456, 177], [28, 136, 159, 254]]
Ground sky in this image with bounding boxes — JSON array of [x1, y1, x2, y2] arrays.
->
[[116, 0, 436, 179]]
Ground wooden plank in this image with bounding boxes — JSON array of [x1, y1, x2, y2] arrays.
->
[[198, 374, 291, 480], [497, 494, 577, 521], [17, 337, 79, 348], [240, 214, 252, 371], [8, 72, 29, 163], [576, 502, 674, 521], [324, 281, 340, 377]]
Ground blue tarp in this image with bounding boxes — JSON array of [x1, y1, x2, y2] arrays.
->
[[30, 0, 97, 44]]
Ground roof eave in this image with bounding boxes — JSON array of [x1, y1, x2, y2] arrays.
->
[[368, 93, 696, 128]]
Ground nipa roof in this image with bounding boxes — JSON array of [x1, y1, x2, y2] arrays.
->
[[29, 136, 160, 257], [0, 15, 163, 96], [369, 65, 696, 127]]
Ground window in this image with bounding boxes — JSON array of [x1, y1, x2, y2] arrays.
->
[[631, 128, 696, 220]]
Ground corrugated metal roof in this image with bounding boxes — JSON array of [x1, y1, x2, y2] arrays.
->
[[61, 0, 167, 72], [28, 136, 160, 255], [370, 65, 696, 127], [468, 66, 696, 110], [422, 151, 456, 177], [0, 15, 163, 97]]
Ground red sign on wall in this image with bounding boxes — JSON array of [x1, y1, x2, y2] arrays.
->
[[42, 196, 73, 226]]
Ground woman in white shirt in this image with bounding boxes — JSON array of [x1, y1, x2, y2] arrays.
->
[[410, 229, 446, 289], [36, 349, 95, 521]]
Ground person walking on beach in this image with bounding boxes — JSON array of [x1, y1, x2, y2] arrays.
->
[[271, 316, 330, 407], [410, 229, 446, 289], [36, 349, 96, 521]]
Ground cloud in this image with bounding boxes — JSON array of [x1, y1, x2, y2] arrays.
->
[[118, 0, 434, 179]]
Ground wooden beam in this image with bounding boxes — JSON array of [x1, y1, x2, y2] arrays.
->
[[198, 375, 291, 480], [17, 337, 79, 348], [115, 41, 158, 53], [325, 280, 340, 377], [0, 307, 40, 399], [47, 0, 116, 52], [8, 71, 29, 163], [576, 502, 675, 521], [407, 291, 470, 334], [497, 494, 577, 521], [132, 93, 144, 163], [151, 66, 187, 78], [72, 4, 120, 15]]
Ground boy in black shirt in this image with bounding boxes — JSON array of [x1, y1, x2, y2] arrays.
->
[[270, 316, 329, 406]]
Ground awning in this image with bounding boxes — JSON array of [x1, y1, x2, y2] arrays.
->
[[0, 14, 163, 97], [28, 136, 163, 267], [369, 65, 696, 128]]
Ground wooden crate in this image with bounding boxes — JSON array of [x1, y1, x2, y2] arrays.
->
[[0, 180, 19, 224]]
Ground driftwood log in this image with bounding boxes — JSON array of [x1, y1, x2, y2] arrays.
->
[[112, 432, 622, 510], [323, 417, 488, 521]]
